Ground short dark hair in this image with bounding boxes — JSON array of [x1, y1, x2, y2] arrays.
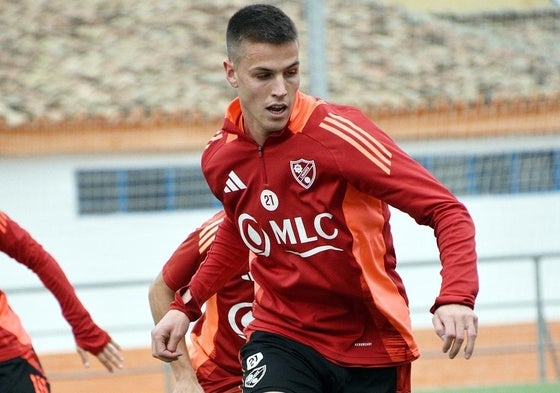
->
[[226, 4, 298, 62]]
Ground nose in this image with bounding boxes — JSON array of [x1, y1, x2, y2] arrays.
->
[[271, 75, 288, 98]]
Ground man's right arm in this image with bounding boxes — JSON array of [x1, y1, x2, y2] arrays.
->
[[149, 210, 227, 389], [151, 215, 248, 362], [149, 273, 203, 393]]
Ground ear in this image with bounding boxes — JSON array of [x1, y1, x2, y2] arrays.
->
[[223, 59, 238, 88]]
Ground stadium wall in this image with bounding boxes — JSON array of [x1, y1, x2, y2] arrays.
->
[[1, 104, 559, 391], [2, 149, 560, 391], [1, 94, 559, 156]]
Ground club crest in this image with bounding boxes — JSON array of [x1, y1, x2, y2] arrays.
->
[[290, 159, 316, 189]]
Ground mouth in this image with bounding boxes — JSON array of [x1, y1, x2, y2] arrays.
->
[[266, 103, 288, 116]]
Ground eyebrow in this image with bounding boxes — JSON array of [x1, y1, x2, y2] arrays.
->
[[251, 61, 300, 73]]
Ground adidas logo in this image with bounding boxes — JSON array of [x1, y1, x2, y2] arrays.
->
[[224, 171, 247, 193]]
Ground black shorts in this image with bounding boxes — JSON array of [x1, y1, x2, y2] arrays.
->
[[0, 357, 50, 393], [240, 331, 397, 393]]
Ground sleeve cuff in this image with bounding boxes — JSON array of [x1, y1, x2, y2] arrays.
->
[[430, 295, 475, 314], [169, 287, 203, 321]]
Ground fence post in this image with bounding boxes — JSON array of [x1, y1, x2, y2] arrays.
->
[[164, 363, 174, 393], [305, 0, 328, 99], [535, 255, 546, 382]]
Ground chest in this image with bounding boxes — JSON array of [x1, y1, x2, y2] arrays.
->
[[218, 136, 344, 216]]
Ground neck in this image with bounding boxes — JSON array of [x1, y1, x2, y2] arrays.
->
[[248, 130, 268, 146], [243, 120, 270, 146]]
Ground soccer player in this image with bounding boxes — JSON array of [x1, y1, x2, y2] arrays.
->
[[152, 4, 479, 392], [149, 210, 253, 393], [0, 210, 123, 393]]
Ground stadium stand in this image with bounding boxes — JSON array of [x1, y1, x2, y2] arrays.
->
[[0, 0, 559, 144]]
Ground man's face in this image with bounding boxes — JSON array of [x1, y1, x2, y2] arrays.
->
[[224, 40, 300, 143]]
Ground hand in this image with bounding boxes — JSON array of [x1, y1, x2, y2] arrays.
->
[[432, 304, 478, 359], [77, 340, 124, 372], [151, 309, 190, 362]]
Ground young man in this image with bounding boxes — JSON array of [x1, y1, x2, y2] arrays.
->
[[152, 4, 479, 392], [148, 210, 253, 393], [0, 210, 123, 393]]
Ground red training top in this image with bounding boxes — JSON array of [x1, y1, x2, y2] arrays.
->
[[174, 92, 478, 368]]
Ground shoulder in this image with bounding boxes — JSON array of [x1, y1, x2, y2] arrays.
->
[[199, 211, 226, 236], [0, 211, 9, 234], [202, 129, 227, 159], [305, 101, 394, 146]]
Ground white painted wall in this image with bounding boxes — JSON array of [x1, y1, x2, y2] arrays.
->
[[1, 143, 559, 354]]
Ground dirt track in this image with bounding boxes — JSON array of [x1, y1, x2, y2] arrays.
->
[[40, 321, 560, 392]]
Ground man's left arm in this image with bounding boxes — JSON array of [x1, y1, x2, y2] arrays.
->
[[330, 117, 480, 358]]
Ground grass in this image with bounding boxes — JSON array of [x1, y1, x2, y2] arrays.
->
[[416, 382, 560, 393]]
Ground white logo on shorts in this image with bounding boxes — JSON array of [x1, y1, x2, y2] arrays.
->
[[244, 365, 267, 388], [246, 352, 263, 370]]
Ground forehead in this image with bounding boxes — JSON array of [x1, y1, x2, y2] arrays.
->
[[235, 40, 299, 70]]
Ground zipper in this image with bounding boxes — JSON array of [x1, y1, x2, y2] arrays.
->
[[258, 145, 268, 185]]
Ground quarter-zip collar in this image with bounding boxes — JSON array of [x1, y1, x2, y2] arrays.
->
[[221, 91, 324, 147]]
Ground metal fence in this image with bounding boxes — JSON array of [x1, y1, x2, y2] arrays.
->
[[403, 251, 560, 382], [5, 251, 560, 389]]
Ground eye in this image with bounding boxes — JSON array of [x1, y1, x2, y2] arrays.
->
[[256, 72, 272, 80], [285, 68, 299, 77]]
